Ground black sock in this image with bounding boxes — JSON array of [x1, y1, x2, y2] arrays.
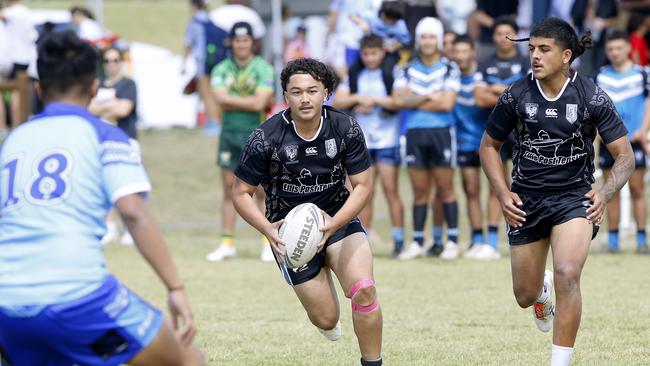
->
[[413, 204, 427, 246], [361, 358, 382, 366], [443, 202, 458, 243]]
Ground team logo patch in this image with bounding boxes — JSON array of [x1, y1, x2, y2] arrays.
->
[[525, 103, 539, 120], [285, 145, 298, 161], [325, 138, 337, 159], [566, 104, 578, 124]]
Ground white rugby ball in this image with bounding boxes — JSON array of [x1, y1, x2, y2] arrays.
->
[[279, 203, 324, 269]]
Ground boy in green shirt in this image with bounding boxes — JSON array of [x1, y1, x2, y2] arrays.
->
[[206, 22, 274, 262]]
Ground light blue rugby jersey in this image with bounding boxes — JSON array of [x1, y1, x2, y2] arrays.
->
[[595, 64, 650, 139], [394, 57, 460, 129], [454, 72, 490, 152], [0, 102, 151, 309]]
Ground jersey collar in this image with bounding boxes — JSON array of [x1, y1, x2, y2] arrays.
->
[[281, 107, 327, 142], [34, 102, 97, 122], [533, 70, 578, 102]]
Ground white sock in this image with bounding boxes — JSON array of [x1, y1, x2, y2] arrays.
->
[[551, 344, 573, 366]]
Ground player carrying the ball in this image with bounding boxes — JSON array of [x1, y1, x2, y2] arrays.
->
[[480, 18, 634, 366], [232, 58, 382, 366]]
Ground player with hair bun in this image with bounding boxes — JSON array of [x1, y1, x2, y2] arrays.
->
[[480, 18, 634, 366], [232, 58, 383, 366]]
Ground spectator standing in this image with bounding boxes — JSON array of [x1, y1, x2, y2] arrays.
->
[[1, 0, 36, 128], [392, 17, 461, 260], [183, 0, 228, 136], [89, 47, 139, 246], [205, 22, 274, 263], [450, 35, 491, 258], [473, 16, 528, 260], [595, 31, 650, 254], [333, 34, 405, 257]]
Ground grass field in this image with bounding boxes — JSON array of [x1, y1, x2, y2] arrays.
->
[[19, 2, 650, 364], [102, 128, 650, 365], [26, 0, 216, 53]]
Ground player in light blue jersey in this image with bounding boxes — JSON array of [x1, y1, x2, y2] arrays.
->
[[450, 35, 491, 259], [596, 30, 650, 254], [392, 17, 461, 260], [0, 31, 203, 365]]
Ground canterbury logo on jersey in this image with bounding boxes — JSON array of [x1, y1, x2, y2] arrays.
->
[[305, 147, 317, 155], [545, 108, 558, 117]]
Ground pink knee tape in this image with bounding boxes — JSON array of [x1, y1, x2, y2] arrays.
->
[[346, 279, 375, 299], [352, 299, 380, 313]]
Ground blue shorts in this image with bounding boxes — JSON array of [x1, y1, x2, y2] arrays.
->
[[368, 146, 401, 165], [0, 275, 163, 366]]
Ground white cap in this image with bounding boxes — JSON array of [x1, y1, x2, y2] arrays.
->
[[415, 17, 444, 51]]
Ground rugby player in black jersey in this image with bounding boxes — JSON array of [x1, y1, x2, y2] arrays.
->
[[232, 59, 382, 366], [480, 18, 634, 366]]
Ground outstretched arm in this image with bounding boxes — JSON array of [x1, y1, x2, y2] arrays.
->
[[116, 193, 196, 345]]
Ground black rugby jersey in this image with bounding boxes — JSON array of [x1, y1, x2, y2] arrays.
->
[[234, 106, 372, 222], [485, 70, 628, 194], [478, 53, 529, 86]]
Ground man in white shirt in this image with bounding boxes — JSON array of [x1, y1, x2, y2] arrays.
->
[[0, 0, 37, 128]]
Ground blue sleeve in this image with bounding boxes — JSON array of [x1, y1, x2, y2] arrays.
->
[[396, 20, 410, 44], [97, 126, 151, 203]]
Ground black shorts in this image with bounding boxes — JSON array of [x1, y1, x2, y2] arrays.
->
[[276, 218, 365, 286], [508, 188, 599, 245], [457, 150, 480, 167], [9, 63, 28, 79], [405, 127, 454, 168], [599, 142, 646, 169]]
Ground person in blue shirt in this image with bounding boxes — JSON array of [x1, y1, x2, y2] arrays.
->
[[351, 1, 411, 69], [595, 30, 650, 254], [451, 34, 491, 257], [392, 17, 461, 260], [0, 31, 203, 366]]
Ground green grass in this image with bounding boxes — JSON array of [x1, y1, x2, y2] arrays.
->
[[103, 129, 650, 365], [25, 0, 223, 53]]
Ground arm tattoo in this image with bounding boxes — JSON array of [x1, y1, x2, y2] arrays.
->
[[601, 153, 635, 201]]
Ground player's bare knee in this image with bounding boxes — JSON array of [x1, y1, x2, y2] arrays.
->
[[311, 313, 339, 330], [351, 285, 376, 307], [513, 286, 538, 308], [554, 265, 581, 293]]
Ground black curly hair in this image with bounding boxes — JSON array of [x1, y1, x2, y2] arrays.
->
[[280, 58, 338, 98], [37, 30, 98, 101], [508, 17, 593, 64]]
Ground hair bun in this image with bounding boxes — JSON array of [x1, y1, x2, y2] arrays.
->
[[577, 30, 594, 52]]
